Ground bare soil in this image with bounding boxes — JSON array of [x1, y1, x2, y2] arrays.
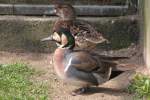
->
[[0, 51, 134, 100]]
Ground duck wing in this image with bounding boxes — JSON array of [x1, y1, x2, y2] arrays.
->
[[68, 51, 132, 72], [68, 51, 104, 72], [67, 51, 112, 83], [91, 53, 136, 71], [71, 20, 107, 44]]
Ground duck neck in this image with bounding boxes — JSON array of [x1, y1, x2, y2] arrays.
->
[[59, 15, 76, 21], [53, 19, 73, 32], [59, 19, 74, 26], [54, 48, 67, 63], [54, 48, 72, 64]]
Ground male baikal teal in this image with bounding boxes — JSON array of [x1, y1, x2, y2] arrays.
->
[[41, 27, 129, 96]]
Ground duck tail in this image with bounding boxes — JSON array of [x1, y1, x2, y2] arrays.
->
[[101, 60, 137, 71], [99, 55, 129, 61]]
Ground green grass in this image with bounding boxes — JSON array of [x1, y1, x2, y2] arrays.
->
[[128, 74, 150, 100], [0, 63, 48, 100]]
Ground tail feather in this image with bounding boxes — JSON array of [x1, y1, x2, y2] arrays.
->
[[101, 59, 137, 71], [99, 55, 129, 61], [92, 53, 136, 71]]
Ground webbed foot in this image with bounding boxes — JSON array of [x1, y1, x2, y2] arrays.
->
[[71, 87, 89, 96]]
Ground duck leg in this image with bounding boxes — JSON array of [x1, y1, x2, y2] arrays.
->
[[71, 87, 89, 96]]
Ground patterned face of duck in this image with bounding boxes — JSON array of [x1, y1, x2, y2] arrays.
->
[[56, 27, 75, 49], [41, 28, 75, 49]]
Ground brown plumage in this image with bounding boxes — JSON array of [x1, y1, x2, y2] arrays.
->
[[52, 3, 108, 49]]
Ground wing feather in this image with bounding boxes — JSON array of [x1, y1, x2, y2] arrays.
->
[[69, 51, 100, 72]]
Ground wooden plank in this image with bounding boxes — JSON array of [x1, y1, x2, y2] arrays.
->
[[75, 5, 128, 16], [0, 0, 126, 5], [14, 5, 54, 15], [0, 4, 13, 15], [3, 4, 131, 16]]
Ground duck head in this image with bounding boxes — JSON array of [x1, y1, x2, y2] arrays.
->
[[41, 28, 75, 49], [51, 4, 76, 21]]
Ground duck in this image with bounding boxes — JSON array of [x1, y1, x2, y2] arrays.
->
[[41, 27, 129, 96], [50, 3, 108, 49]]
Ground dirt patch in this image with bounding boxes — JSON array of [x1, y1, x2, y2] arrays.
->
[[0, 51, 134, 100]]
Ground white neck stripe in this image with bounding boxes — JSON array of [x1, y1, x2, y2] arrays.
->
[[64, 57, 72, 72]]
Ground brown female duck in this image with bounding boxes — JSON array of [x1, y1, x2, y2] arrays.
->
[[51, 3, 108, 49], [41, 27, 128, 96]]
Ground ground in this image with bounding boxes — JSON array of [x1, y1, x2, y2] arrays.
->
[[0, 51, 134, 100]]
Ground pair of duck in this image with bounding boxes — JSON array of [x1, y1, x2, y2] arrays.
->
[[42, 3, 126, 96]]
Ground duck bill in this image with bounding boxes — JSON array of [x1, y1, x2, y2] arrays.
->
[[99, 37, 110, 44], [41, 36, 54, 42], [102, 38, 110, 44], [50, 9, 56, 14], [44, 9, 56, 15]]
